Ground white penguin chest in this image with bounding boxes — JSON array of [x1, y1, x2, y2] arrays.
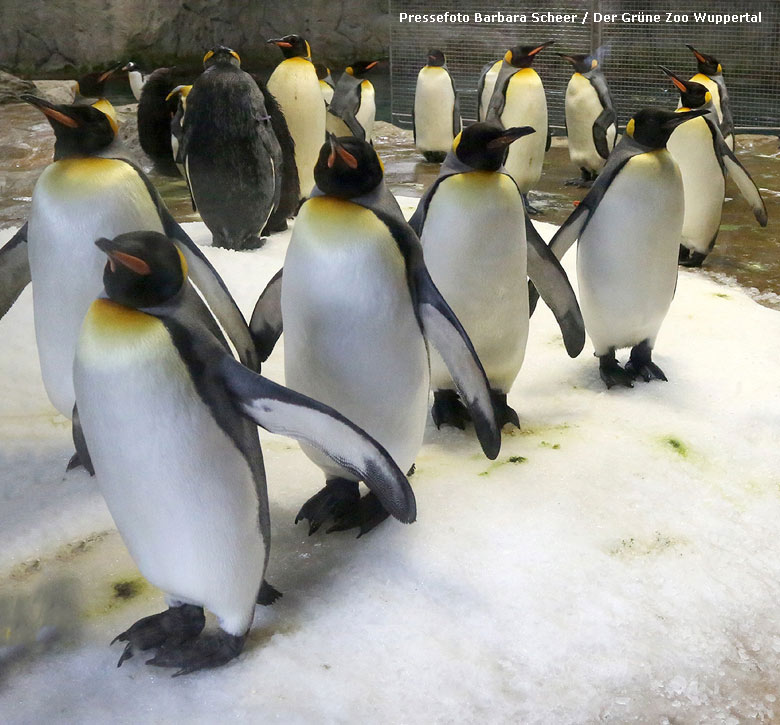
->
[[479, 61, 501, 120], [27, 157, 164, 417], [565, 74, 604, 167], [414, 68, 456, 151]]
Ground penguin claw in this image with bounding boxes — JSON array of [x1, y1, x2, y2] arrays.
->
[[625, 360, 668, 383], [145, 630, 248, 677], [325, 492, 390, 537], [490, 391, 520, 430], [598, 357, 634, 389], [111, 605, 205, 667], [295, 479, 360, 535], [432, 390, 471, 430]]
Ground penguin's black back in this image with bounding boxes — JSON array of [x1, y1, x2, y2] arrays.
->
[[137, 67, 179, 166]]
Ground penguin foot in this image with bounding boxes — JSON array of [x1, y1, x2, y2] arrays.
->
[[598, 353, 634, 389], [240, 236, 267, 251], [490, 390, 520, 430], [295, 478, 360, 535], [256, 580, 282, 606], [111, 604, 205, 667], [625, 341, 667, 383], [678, 244, 690, 264], [679, 251, 707, 268], [564, 177, 593, 188], [146, 629, 248, 677], [422, 151, 447, 163], [432, 390, 471, 430], [262, 217, 288, 235], [325, 491, 390, 537]]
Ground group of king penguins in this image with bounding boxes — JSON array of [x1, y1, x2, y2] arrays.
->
[[0, 31, 770, 676]]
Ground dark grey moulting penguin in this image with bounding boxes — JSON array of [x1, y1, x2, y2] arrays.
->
[[181, 46, 288, 249], [660, 66, 767, 267], [685, 44, 735, 150], [74, 230, 415, 675], [558, 51, 617, 185], [136, 66, 181, 174], [326, 60, 381, 141], [413, 49, 461, 163]]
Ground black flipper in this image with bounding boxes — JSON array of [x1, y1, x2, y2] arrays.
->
[[0, 223, 31, 321], [592, 108, 615, 160], [219, 357, 416, 524], [449, 68, 461, 138], [249, 268, 283, 362], [525, 216, 585, 357], [69, 404, 95, 476]]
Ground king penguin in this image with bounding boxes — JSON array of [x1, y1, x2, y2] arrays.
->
[[413, 49, 461, 163], [477, 57, 503, 122], [75, 230, 415, 675], [249, 135, 501, 535], [326, 61, 381, 141], [167, 84, 192, 176], [547, 107, 709, 388], [267, 34, 326, 200], [315, 63, 335, 106], [558, 51, 617, 185], [685, 44, 735, 150], [408, 122, 585, 428], [182, 46, 294, 249], [0, 93, 257, 466], [661, 66, 767, 267], [74, 62, 123, 102], [136, 66, 180, 173], [484, 41, 555, 211]]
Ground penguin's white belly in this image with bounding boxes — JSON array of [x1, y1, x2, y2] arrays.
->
[[282, 197, 429, 477], [27, 158, 164, 417], [421, 172, 528, 391], [667, 116, 725, 253], [356, 82, 376, 141], [320, 81, 334, 106], [577, 151, 682, 355], [267, 59, 326, 198], [128, 70, 144, 102], [414, 68, 456, 153], [565, 74, 605, 172], [479, 62, 501, 121], [501, 70, 547, 193], [74, 300, 264, 635]]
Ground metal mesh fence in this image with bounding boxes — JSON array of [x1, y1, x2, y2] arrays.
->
[[390, 0, 779, 134]]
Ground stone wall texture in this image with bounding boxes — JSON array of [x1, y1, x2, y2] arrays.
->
[[0, 0, 389, 74]]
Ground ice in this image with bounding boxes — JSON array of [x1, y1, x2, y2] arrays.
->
[[2, 201, 780, 722]]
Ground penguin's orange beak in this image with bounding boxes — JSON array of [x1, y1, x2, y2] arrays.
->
[[327, 135, 358, 169], [658, 65, 689, 93], [528, 40, 555, 56], [95, 238, 152, 275], [268, 38, 293, 48], [20, 94, 80, 128]]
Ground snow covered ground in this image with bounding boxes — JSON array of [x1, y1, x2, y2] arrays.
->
[[2, 199, 780, 723]]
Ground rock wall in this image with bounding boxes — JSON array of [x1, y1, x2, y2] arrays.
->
[[0, 0, 389, 75]]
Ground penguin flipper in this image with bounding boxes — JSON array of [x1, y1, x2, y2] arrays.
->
[[717, 135, 768, 226], [249, 268, 283, 362], [0, 223, 31, 321], [220, 357, 416, 524], [69, 404, 95, 476], [592, 108, 615, 160], [525, 217, 585, 357], [450, 73, 461, 138]]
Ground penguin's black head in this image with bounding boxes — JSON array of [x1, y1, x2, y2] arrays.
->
[[686, 44, 722, 75], [314, 134, 384, 198], [558, 52, 597, 74], [659, 66, 711, 109], [75, 61, 123, 98], [314, 63, 331, 81], [504, 41, 554, 68], [625, 107, 709, 149], [21, 94, 117, 160], [453, 122, 535, 171], [122, 61, 140, 73], [96, 232, 186, 309], [426, 49, 446, 67], [267, 34, 311, 60], [345, 60, 381, 77], [203, 46, 241, 68]]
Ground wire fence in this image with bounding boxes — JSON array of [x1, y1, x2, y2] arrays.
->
[[390, 0, 779, 134]]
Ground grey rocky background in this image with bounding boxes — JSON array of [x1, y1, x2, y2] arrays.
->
[[0, 0, 389, 76]]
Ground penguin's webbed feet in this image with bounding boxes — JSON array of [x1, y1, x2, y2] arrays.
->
[[490, 390, 520, 430], [598, 352, 634, 389], [146, 629, 248, 677], [432, 389, 471, 430], [625, 341, 667, 384], [564, 169, 595, 188], [295, 478, 359, 536], [111, 604, 205, 668], [679, 250, 707, 268]]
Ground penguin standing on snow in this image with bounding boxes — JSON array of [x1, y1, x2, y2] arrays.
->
[[477, 57, 502, 122], [661, 67, 767, 267], [250, 135, 501, 535], [485, 42, 555, 211], [558, 51, 617, 185], [413, 49, 461, 163], [76, 230, 415, 675], [0, 94, 256, 467], [547, 107, 709, 388], [408, 122, 584, 428], [182, 46, 293, 249], [326, 61, 381, 141], [685, 44, 735, 150], [267, 34, 326, 199], [136, 66, 180, 172]]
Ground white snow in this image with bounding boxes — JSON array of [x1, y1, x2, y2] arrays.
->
[[2, 200, 780, 723]]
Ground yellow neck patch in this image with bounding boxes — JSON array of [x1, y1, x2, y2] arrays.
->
[[91, 98, 119, 135], [85, 299, 161, 338], [626, 118, 635, 138], [452, 131, 462, 152]]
